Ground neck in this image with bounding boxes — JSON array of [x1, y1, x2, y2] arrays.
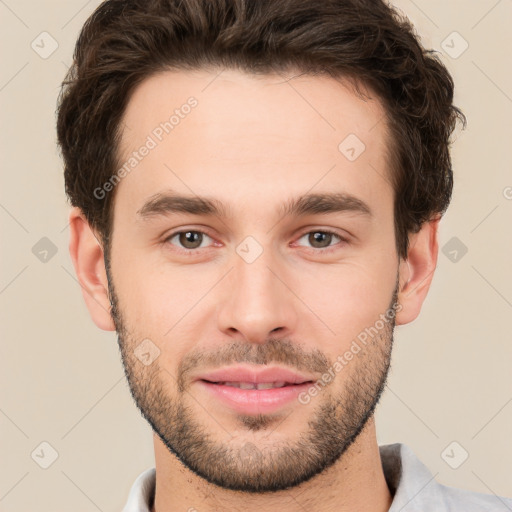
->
[[150, 418, 392, 512]]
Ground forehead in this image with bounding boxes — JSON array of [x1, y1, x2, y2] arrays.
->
[[115, 68, 392, 219]]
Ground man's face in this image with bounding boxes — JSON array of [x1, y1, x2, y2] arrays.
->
[[106, 69, 401, 492]]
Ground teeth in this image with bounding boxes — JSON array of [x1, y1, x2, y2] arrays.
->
[[220, 381, 288, 389], [257, 381, 286, 389], [223, 382, 256, 389], [239, 382, 257, 390]]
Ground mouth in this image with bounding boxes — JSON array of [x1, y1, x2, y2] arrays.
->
[[196, 374, 316, 415], [200, 380, 312, 389], [195, 364, 316, 387], [192, 365, 318, 415]]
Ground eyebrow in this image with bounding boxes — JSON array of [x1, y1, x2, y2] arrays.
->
[[136, 189, 372, 221]]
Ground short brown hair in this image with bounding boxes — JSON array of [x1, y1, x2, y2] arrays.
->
[[56, 0, 466, 260]]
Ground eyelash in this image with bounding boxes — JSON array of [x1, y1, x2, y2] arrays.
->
[[163, 228, 348, 255]]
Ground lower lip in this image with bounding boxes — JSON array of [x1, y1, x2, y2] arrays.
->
[[196, 380, 313, 415]]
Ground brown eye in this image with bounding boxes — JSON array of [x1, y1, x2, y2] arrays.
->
[[179, 231, 203, 249], [166, 230, 213, 250], [296, 230, 347, 252], [308, 231, 334, 248]]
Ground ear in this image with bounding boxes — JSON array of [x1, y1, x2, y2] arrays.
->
[[68, 207, 116, 331], [395, 217, 439, 325]]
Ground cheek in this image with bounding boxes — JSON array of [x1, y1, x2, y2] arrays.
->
[[110, 216, 193, 336], [116, 264, 216, 354], [296, 256, 397, 341]]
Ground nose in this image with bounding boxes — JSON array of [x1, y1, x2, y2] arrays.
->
[[216, 247, 299, 344]]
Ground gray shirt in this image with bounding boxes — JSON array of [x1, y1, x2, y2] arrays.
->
[[122, 443, 512, 511]]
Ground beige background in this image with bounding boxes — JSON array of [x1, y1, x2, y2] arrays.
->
[[1, 0, 511, 510]]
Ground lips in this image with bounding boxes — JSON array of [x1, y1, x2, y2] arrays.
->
[[193, 365, 317, 415], [196, 365, 315, 386]]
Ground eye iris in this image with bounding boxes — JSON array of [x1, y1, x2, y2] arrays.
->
[[180, 231, 202, 249], [309, 231, 332, 248]]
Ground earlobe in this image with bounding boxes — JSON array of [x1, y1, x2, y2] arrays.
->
[[68, 207, 116, 331], [395, 217, 440, 326]]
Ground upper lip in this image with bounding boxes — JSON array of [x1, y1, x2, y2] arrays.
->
[[195, 365, 316, 385]]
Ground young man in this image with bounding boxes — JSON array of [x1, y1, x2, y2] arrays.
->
[[56, 0, 511, 510]]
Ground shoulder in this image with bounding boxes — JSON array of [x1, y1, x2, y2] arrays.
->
[[122, 467, 156, 512], [380, 443, 512, 512], [433, 480, 512, 511]]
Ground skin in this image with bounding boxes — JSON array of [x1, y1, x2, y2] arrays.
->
[[68, 68, 439, 512]]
